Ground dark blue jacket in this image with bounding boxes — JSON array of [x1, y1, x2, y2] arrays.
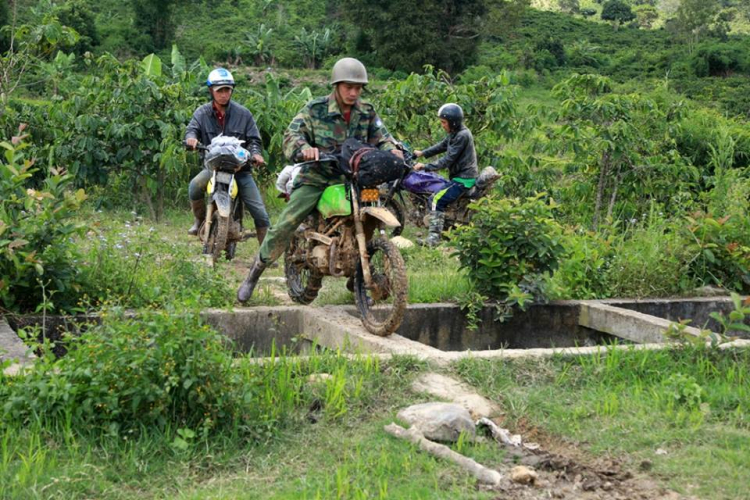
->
[[422, 126, 478, 180]]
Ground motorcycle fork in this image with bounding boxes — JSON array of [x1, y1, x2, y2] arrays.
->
[[350, 184, 373, 288], [202, 202, 215, 245]]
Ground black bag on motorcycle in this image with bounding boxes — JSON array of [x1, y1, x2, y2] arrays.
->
[[339, 138, 405, 188]]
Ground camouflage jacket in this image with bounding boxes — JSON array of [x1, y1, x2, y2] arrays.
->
[[283, 94, 397, 187]]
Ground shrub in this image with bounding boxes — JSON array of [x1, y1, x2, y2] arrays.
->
[[684, 211, 750, 293], [0, 308, 245, 436], [449, 194, 567, 302], [545, 228, 614, 300], [0, 129, 88, 313]]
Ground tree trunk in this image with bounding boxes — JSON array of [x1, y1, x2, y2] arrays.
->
[[593, 150, 610, 231]]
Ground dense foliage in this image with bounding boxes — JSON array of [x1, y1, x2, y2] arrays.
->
[[0, 130, 87, 313]]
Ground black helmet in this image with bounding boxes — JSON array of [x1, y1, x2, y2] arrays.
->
[[438, 103, 464, 131]]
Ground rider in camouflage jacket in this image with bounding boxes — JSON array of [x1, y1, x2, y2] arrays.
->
[[237, 58, 401, 303]]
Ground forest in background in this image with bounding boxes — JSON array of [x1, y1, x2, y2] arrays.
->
[[1, 0, 749, 314]]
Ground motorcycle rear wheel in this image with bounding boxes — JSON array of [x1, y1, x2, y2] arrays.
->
[[354, 238, 408, 336], [284, 231, 323, 305]]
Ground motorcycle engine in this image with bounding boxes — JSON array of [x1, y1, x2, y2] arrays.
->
[[311, 244, 329, 271]]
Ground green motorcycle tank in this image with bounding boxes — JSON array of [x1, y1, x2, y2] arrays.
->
[[317, 184, 352, 218]]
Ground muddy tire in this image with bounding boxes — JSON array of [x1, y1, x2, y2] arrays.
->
[[284, 231, 323, 305], [205, 213, 230, 265], [225, 241, 237, 261], [354, 238, 408, 336], [384, 198, 405, 237]]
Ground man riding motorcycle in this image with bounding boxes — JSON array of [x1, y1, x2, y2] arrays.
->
[[184, 68, 271, 244], [237, 57, 403, 303], [413, 103, 478, 247]]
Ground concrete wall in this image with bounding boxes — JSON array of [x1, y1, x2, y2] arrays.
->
[[393, 302, 618, 351]]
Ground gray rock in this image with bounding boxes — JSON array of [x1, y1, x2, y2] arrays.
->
[[397, 402, 476, 443], [411, 373, 499, 419]]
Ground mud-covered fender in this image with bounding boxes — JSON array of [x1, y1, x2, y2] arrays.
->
[[213, 190, 232, 218], [361, 207, 401, 227]]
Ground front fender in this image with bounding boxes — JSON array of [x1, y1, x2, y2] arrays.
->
[[213, 190, 232, 218], [361, 207, 400, 227]]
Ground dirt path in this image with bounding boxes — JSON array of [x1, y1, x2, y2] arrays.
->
[[479, 418, 687, 500]]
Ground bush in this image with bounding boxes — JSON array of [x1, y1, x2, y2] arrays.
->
[[0, 129, 88, 313], [684, 211, 750, 293], [449, 194, 567, 301], [690, 42, 750, 77], [0, 308, 245, 436]]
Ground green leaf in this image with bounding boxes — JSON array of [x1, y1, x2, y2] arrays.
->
[[141, 54, 162, 77], [171, 44, 186, 76]]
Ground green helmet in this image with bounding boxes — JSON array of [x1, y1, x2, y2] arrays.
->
[[331, 57, 368, 85]]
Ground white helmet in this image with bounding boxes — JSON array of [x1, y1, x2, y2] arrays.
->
[[206, 68, 236, 90]]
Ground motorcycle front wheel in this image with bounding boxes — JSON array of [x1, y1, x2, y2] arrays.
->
[[284, 231, 323, 305], [205, 212, 230, 265], [354, 238, 408, 336]]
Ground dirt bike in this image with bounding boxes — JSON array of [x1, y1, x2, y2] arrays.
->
[[186, 136, 254, 265], [284, 154, 408, 336], [380, 147, 501, 237]]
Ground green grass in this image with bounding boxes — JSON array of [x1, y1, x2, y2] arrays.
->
[[453, 345, 750, 499], [3, 344, 749, 498]]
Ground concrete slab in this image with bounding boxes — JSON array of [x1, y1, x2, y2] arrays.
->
[[0, 316, 35, 373], [579, 301, 706, 343]]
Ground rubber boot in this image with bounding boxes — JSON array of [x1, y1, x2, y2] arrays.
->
[[188, 199, 206, 236], [237, 256, 268, 303], [256, 226, 268, 245], [418, 211, 444, 248]]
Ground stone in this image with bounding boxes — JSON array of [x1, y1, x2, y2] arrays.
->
[[397, 402, 475, 443], [510, 465, 538, 485], [307, 373, 333, 384], [411, 373, 499, 419], [390, 236, 415, 249]]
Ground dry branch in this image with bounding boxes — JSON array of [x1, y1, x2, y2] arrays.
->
[[384, 423, 502, 486]]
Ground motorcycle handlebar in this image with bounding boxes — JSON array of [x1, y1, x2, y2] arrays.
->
[[183, 140, 208, 152]]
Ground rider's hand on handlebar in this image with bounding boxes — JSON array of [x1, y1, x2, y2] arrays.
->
[[414, 162, 425, 171], [301, 147, 320, 162], [252, 153, 266, 167], [414, 150, 423, 158], [391, 149, 404, 160], [186, 138, 199, 150]]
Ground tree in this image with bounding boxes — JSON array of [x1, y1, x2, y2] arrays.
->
[[559, 0, 581, 15], [130, 0, 176, 51], [243, 24, 274, 66], [55, 0, 100, 55], [672, 0, 721, 49], [634, 4, 659, 28], [337, 0, 488, 74], [601, 0, 636, 23]]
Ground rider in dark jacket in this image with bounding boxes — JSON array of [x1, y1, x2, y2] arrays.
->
[[184, 68, 270, 243], [414, 103, 478, 246]]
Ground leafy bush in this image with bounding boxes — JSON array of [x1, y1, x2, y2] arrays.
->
[[545, 228, 614, 299], [684, 211, 750, 293], [450, 194, 567, 302], [691, 42, 750, 77], [0, 129, 87, 313], [0, 308, 245, 436]]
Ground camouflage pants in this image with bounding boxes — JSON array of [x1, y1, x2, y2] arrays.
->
[[258, 183, 328, 263]]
